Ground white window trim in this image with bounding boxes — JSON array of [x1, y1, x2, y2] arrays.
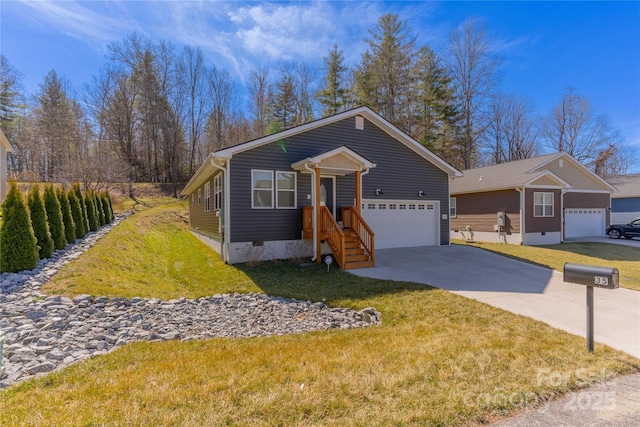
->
[[204, 181, 211, 212], [252, 169, 274, 209], [197, 188, 202, 206], [276, 171, 297, 209], [214, 173, 223, 210], [534, 192, 554, 217], [450, 197, 457, 218]]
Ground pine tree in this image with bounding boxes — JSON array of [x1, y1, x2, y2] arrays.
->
[[27, 183, 54, 259], [0, 182, 39, 273], [73, 183, 90, 234], [43, 184, 66, 250], [56, 187, 76, 244], [85, 190, 98, 232], [317, 45, 351, 116], [67, 190, 86, 238]]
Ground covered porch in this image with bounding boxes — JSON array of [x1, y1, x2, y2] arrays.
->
[[292, 146, 376, 270]]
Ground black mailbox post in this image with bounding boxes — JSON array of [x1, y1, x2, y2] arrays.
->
[[563, 263, 619, 352]]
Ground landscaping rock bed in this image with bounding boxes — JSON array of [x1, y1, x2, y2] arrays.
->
[[0, 213, 381, 389]]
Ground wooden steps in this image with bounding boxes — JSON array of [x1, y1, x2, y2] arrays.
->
[[342, 230, 374, 270]]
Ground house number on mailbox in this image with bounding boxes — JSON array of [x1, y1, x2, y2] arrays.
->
[[594, 276, 608, 286]]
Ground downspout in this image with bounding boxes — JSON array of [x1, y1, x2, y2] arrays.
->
[[358, 167, 370, 208], [303, 163, 318, 261], [560, 188, 568, 243], [516, 187, 524, 245], [212, 158, 231, 263]]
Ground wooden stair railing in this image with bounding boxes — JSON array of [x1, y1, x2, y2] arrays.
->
[[341, 207, 375, 268], [319, 205, 346, 269]]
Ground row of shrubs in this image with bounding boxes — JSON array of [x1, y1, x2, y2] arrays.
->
[[0, 182, 115, 273]]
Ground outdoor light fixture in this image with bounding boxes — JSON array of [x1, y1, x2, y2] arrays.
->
[[376, 189, 384, 195], [418, 191, 425, 197]]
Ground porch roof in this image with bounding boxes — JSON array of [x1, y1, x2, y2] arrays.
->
[[291, 146, 376, 176]]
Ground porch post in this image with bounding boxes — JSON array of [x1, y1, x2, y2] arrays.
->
[[355, 170, 362, 213], [315, 167, 322, 263]]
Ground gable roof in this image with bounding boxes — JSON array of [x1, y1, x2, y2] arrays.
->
[[0, 128, 13, 153], [606, 174, 640, 198], [451, 152, 616, 195], [291, 146, 376, 176], [214, 106, 461, 177], [182, 106, 462, 196]]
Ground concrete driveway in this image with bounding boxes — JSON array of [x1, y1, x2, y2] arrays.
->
[[350, 245, 640, 358], [565, 236, 640, 247]]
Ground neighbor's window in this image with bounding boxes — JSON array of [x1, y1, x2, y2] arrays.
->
[[252, 170, 274, 208], [534, 192, 554, 217], [450, 197, 457, 218], [214, 173, 223, 210], [276, 171, 296, 209], [204, 181, 211, 212], [197, 188, 202, 205]]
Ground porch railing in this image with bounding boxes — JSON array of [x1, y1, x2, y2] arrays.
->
[[319, 205, 346, 269], [341, 207, 375, 266]]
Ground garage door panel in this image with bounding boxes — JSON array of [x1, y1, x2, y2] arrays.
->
[[361, 199, 438, 249], [565, 208, 605, 238]]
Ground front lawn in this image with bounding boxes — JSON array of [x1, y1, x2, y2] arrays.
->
[[2, 201, 638, 426], [454, 239, 640, 291]]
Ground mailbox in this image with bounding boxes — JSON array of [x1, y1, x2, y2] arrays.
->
[[563, 262, 619, 289]]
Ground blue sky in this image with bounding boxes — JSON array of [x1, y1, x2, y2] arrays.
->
[[2, 0, 639, 167]]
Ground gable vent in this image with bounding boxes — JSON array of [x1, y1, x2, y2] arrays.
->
[[355, 116, 364, 130]]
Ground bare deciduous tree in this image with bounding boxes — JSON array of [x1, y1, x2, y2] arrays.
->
[[445, 17, 501, 169]]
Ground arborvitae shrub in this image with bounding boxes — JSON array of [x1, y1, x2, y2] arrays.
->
[[27, 183, 54, 259], [100, 192, 111, 224], [85, 190, 98, 232], [56, 188, 76, 244], [0, 182, 39, 273], [94, 191, 106, 226], [106, 191, 115, 219], [68, 190, 86, 238], [44, 184, 66, 250], [73, 183, 90, 235]]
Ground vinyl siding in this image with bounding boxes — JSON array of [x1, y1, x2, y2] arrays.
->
[[542, 159, 609, 191], [229, 116, 450, 244], [612, 197, 640, 213], [525, 188, 561, 233], [451, 190, 520, 233], [187, 174, 221, 239]]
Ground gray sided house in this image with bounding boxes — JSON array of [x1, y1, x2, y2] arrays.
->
[[450, 152, 616, 245], [606, 174, 640, 224], [181, 107, 461, 268], [0, 128, 13, 201]]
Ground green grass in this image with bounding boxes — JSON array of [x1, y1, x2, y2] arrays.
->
[[454, 239, 640, 291], [1, 201, 638, 426]]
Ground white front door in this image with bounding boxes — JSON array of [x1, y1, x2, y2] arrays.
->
[[361, 199, 439, 249]]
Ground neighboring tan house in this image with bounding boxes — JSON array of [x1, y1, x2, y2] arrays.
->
[[450, 152, 616, 245], [0, 128, 14, 202], [606, 174, 640, 224], [181, 106, 462, 268]]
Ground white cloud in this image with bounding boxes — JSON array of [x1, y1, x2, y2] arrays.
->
[[13, 0, 135, 47]]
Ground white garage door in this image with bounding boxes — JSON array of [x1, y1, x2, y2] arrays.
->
[[565, 208, 605, 238], [361, 199, 439, 249]]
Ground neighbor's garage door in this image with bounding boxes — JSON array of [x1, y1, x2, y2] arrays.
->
[[361, 199, 439, 249], [565, 208, 605, 238]]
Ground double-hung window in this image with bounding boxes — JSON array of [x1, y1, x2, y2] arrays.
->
[[450, 197, 457, 218], [252, 170, 274, 208], [276, 171, 296, 209], [204, 181, 211, 212], [197, 188, 202, 205], [214, 174, 223, 210], [534, 192, 554, 217]]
